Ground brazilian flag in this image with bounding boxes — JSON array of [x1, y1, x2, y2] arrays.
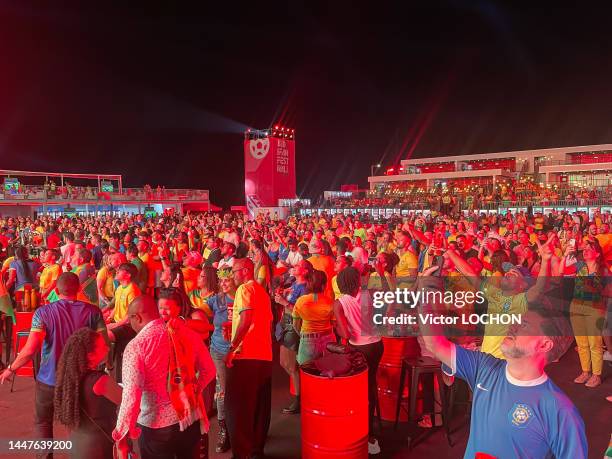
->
[[0, 278, 15, 324]]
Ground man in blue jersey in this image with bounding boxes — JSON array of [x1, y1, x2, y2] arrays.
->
[[419, 272, 587, 458], [0, 272, 109, 459]]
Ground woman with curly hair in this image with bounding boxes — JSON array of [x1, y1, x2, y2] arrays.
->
[[54, 327, 122, 459]]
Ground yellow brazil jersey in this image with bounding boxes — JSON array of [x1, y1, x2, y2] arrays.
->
[[96, 266, 115, 299], [40, 264, 61, 291], [481, 282, 528, 359], [367, 272, 395, 290], [113, 283, 142, 323], [231, 280, 272, 361], [332, 275, 342, 300], [182, 267, 201, 295], [139, 252, 150, 265], [255, 265, 269, 287], [395, 250, 418, 278], [189, 289, 213, 318]]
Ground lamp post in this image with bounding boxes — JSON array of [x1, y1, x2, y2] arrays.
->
[[370, 164, 381, 177]]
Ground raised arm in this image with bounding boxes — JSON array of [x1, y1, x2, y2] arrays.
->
[[526, 234, 554, 304], [445, 248, 481, 289], [406, 224, 431, 246], [416, 268, 453, 368]]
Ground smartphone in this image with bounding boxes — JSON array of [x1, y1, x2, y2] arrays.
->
[[432, 255, 445, 276], [569, 239, 576, 248]]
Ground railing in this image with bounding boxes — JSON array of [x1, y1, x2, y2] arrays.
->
[[298, 197, 611, 214], [537, 157, 612, 166], [0, 185, 209, 203]]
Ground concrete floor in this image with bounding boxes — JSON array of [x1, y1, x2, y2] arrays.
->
[[0, 346, 610, 459]]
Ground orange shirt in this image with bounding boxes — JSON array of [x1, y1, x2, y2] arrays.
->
[[182, 267, 201, 295], [307, 254, 336, 299], [292, 293, 334, 333], [231, 280, 272, 361]]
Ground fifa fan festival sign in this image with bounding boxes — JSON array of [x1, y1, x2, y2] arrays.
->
[[244, 129, 296, 217]]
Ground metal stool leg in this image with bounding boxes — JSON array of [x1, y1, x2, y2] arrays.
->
[[408, 367, 419, 423], [10, 334, 22, 393], [436, 372, 454, 446], [394, 359, 407, 430], [5, 319, 13, 364], [375, 392, 383, 432]]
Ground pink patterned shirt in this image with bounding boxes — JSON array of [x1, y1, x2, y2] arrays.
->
[[113, 319, 215, 440]]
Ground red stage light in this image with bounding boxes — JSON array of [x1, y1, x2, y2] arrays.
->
[[275, 125, 279, 129]]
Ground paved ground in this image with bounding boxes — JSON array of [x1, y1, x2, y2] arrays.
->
[[0, 346, 610, 458]]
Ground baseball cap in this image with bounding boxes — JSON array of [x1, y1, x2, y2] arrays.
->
[[501, 262, 531, 278]]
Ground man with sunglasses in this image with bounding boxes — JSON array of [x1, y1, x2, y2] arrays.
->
[[224, 258, 273, 459]]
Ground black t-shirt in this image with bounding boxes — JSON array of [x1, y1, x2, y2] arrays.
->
[[78, 370, 117, 437]]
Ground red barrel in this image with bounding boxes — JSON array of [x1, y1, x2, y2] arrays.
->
[[376, 336, 420, 422], [301, 368, 368, 458]]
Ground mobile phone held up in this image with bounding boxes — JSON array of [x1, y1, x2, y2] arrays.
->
[[432, 254, 444, 276]]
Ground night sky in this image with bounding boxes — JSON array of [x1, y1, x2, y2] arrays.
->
[[2, 2, 612, 207]]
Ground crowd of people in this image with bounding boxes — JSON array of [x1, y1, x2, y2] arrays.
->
[[0, 204, 609, 458], [319, 183, 609, 210]]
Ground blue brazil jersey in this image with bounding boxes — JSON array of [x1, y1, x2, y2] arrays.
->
[[442, 345, 587, 459]]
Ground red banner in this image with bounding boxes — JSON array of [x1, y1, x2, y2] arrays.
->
[[244, 136, 296, 216]]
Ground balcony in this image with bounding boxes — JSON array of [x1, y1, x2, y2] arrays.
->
[[0, 185, 210, 204]]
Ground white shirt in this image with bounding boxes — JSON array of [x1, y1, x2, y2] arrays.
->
[[114, 319, 215, 440], [285, 250, 303, 268], [218, 256, 235, 270], [338, 291, 381, 346], [350, 246, 368, 272]]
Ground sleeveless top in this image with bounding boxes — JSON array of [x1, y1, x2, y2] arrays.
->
[[78, 370, 117, 438], [338, 290, 381, 346]]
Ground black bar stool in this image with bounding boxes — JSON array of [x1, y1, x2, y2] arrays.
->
[[11, 331, 40, 392], [394, 356, 445, 428], [393, 356, 451, 449], [443, 375, 473, 446], [0, 313, 13, 365]]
